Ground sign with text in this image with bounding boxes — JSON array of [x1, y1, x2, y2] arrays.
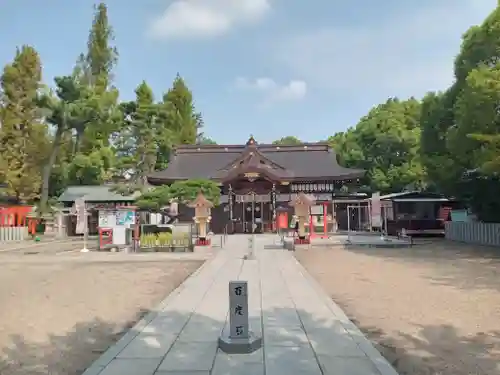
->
[[229, 281, 249, 339]]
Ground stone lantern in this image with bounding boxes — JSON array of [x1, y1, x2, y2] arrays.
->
[[188, 191, 213, 246], [289, 192, 315, 244]]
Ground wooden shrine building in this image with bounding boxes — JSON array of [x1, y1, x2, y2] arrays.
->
[[148, 136, 365, 234]]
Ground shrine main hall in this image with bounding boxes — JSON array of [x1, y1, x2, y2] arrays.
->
[[147, 136, 365, 234]]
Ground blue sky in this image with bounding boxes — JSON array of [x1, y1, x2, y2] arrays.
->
[[0, 0, 497, 144]]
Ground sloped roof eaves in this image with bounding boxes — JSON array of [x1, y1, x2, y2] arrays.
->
[[58, 186, 136, 202], [148, 149, 365, 182], [378, 191, 449, 200]]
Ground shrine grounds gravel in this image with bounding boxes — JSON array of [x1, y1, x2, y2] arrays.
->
[[0, 251, 204, 375], [295, 239, 500, 375]]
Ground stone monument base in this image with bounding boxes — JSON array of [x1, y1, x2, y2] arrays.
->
[[218, 331, 262, 354]]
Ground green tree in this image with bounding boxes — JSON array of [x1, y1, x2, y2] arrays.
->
[[74, 2, 119, 154], [451, 65, 500, 170], [115, 81, 168, 187], [66, 147, 115, 185], [162, 74, 201, 144], [272, 136, 302, 145], [0, 46, 46, 202], [328, 130, 364, 168], [197, 135, 217, 145], [329, 98, 425, 193], [419, 88, 460, 193], [136, 179, 220, 211], [155, 74, 202, 170], [454, 5, 500, 83], [38, 74, 117, 209], [80, 2, 118, 90], [416, 2, 500, 221]]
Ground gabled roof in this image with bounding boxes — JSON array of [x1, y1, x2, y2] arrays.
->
[[148, 139, 365, 184], [58, 185, 137, 202], [212, 145, 294, 182]]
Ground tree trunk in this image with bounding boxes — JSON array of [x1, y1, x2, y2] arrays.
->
[[73, 130, 82, 156], [39, 126, 65, 214]]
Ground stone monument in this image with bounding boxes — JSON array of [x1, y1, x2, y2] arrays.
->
[[244, 231, 256, 260], [218, 281, 262, 354], [289, 192, 315, 244], [188, 191, 213, 246]]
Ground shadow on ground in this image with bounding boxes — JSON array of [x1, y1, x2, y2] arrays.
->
[[0, 309, 151, 375], [353, 319, 500, 375], [337, 239, 500, 292], [1, 304, 499, 375]]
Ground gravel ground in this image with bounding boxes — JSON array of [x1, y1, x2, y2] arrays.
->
[[295, 239, 500, 375], [0, 252, 204, 375]]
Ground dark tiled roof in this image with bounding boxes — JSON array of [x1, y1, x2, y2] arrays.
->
[[148, 143, 364, 183], [212, 146, 294, 182]]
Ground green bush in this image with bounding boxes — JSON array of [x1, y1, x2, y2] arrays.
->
[[157, 232, 172, 247], [140, 233, 157, 248]]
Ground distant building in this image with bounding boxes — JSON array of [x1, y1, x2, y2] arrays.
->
[[58, 185, 136, 235]]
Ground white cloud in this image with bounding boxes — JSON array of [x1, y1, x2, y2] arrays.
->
[[234, 77, 307, 103], [276, 0, 497, 98], [149, 0, 271, 40]]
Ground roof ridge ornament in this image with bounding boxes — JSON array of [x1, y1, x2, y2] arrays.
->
[[246, 135, 257, 146]]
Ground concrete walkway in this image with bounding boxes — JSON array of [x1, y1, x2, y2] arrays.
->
[[83, 234, 399, 375]]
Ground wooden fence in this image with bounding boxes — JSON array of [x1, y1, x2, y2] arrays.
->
[[445, 221, 500, 246]]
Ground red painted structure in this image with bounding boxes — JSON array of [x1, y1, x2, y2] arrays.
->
[[0, 206, 32, 226], [98, 228, 113, 248], [196, 238, 211, 246], [0, 206, 40, 235], [308, 202, 329, 239]]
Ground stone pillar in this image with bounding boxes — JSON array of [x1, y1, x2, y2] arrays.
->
[[218, 281, 262, 354], [271, 183, 276, 231], [228, 184, 233, 234]]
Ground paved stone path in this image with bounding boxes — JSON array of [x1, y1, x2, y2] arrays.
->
[[83, 234, 399, 375]]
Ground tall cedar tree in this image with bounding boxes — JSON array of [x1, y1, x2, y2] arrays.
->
[[84, 2, 118, 91], [155, 74, 202, 170], [0, 46, 45, 202], [74, 2, 119, 153]]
